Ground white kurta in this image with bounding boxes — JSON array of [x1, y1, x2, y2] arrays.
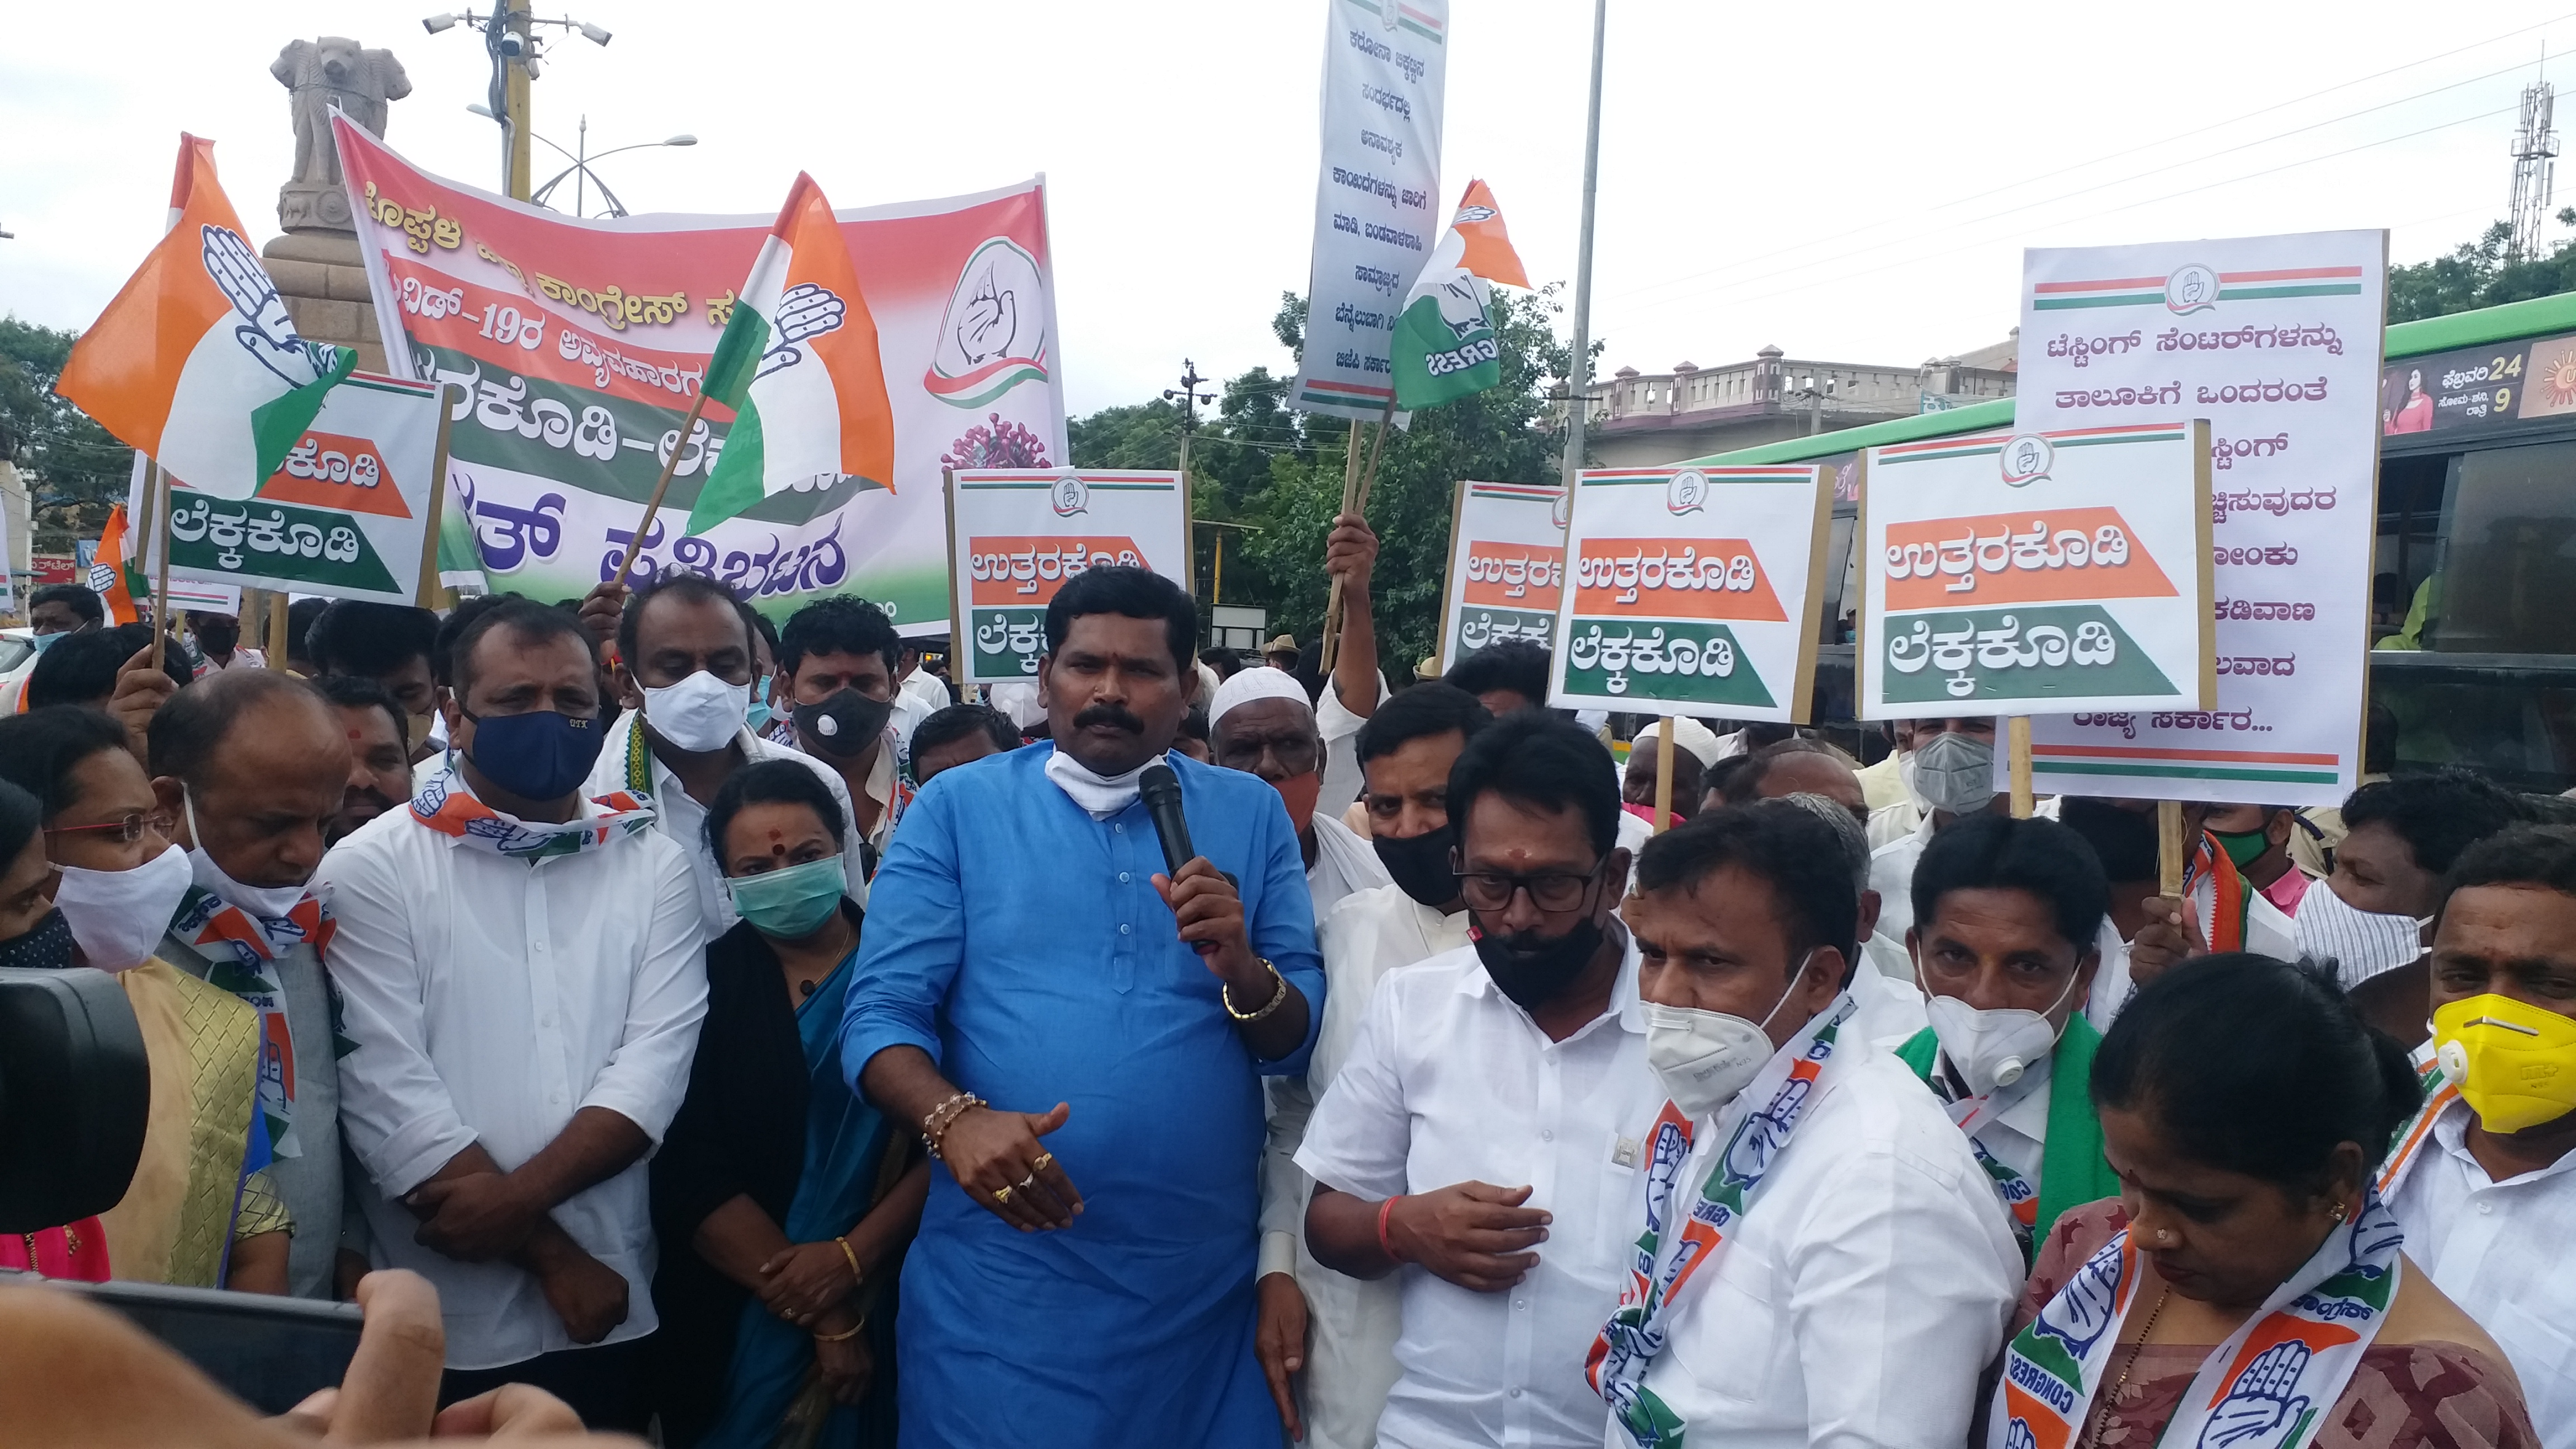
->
[[1298, 940, 1665, 1449], [1308, 811, 1394, 927], [316, 793, 709, 1370], [1262, 884, 1474, 1449], [1614, 1038, 2023, 1449]]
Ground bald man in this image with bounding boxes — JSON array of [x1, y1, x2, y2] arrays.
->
[[149, 669, 356, 1299]]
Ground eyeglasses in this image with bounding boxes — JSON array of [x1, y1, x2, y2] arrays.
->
[[44, 812, 165, 845], [1454, 855, 1604, 913], [1214, 731, 1321, 777]]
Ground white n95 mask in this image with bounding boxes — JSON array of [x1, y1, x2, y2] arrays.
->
[[1642, 954, 1810, 1120], [642, 670, 750, 754], [1919, 962, 2077, 1098]]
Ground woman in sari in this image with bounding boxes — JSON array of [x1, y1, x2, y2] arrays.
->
[[1991, 953, 2532, 1449], [0, 776, 112, 1280], [651, 760, 929, 1448], [0, 707, 290, 1291]]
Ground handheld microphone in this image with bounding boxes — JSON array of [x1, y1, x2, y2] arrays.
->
[[1139, 762, 1227, 955]]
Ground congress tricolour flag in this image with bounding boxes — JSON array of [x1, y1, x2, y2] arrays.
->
[[87, 503, 145, 624], [1390, 180, 1532, 411], [684, 173, 897, 536], [57, 135, 353, 500]]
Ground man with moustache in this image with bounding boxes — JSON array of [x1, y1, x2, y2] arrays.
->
[[1298, 711, 1664, 1449], [842, 565, 1324, 1447], [1254, 683, 1493, 1446], [318, 674, 415, 845]]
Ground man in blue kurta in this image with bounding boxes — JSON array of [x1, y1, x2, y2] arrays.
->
[[841, 565, 1324, 1447]]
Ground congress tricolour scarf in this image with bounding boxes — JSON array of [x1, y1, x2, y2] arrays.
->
[[409, 767, 654, 861], [1991, 1192, 2403, 1449], [1590, 995, 1854, 1448], [683, 173, 897, 536], [172, 883, 337, 1159], [2374, 1060, 2456, 1199]]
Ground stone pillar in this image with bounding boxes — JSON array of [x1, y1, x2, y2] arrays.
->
[[262, 37, 411, 375]]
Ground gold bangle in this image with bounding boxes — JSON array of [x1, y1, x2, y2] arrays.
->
[[835, 1235, 862, 1284], [1223, 958, 1288, 1023], [812, 1320, 863, 1343]]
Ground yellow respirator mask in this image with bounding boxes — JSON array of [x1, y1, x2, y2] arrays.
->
[[2434, 994, 2576, 1134]]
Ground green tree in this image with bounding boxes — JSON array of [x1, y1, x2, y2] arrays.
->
[[1238, 282, 1578, 678], [1066, 398, 1185, 470], [2389, 214, 2576, 323], [0, 316, 129, 550]]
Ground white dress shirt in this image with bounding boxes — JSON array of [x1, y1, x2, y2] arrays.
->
[[1263, 885, 1474, 1449], [1618, 1037, 2023, 1449], [315, 789, 709, 1370], [1925, 1049, 2054, 1192], [1316, 672, 1393, 818], [1298, 936, 1665, 1449], [1614, 809, 1653, 861], [583, 711, 866, 932], [2385, 1095, 2576, 1447], [1308, 811, 1394, 926], [1867, 816, 1936, 946]]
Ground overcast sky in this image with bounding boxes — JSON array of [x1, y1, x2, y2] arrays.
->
[[8, 1, 2576, 416]]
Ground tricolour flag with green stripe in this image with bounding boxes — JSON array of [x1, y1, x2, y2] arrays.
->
[[684, 173, 896, 536], [1391, 179, 1530, 412]]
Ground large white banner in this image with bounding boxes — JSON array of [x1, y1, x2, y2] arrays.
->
[[1290, 0, 1449, 423], [2015, 231, 2386, 804], [1436, 480, 1566, 671], [1546, 465, 1834, 722], [945, 469, 1190, 684]]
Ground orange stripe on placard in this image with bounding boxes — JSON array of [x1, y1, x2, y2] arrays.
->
[[1570, 537, 1787, 622], [2033, 745, 2341, 765], [1883, 508, 2176, 610], [965, 536, 1150, 607], [1460, 542, 1564, 609]]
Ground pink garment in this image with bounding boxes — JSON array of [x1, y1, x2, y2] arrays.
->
[[1621, 801, 1679, 833], [0, 1217, 111, 1281], [2261, 867, 2312, 916]]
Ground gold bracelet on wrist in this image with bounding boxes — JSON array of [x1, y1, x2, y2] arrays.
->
[[812, 1320, 863, 1343], [835, 1234, 863, 1284], [1223, 958, 1288, 1023]]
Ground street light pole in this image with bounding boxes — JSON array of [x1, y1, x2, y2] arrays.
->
[[1564, 0, 1607, 494]]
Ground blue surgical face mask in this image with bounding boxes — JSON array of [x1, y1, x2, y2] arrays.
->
[[460, 708, 607, 804], [725, 854, 847, 939], [746, 671, 778, 732], [30, 630, 67, 654]]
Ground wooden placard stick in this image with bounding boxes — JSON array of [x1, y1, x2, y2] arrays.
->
[[148, 463, 175, 675], [415, 390, 459, 609], [2007, 716, 2034, 820], [2157, 799, 2187, 898], [1651, 716, 1678, 835]]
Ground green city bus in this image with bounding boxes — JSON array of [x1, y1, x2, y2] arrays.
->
[[1685, 291, 2576, 791]]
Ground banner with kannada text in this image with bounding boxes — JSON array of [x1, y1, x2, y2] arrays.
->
[[945, 470, 1190, 684], [2017, 231, 2386, 803], [1859, 424, 2214, 719], [1290, 0, 1448, 422], [1436, 480, 1566, 671], [1546, 465, 1833, 722], [335, 117, 1066, 634]]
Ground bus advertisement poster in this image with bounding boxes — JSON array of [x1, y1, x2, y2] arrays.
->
[[1858, 423, 2215, 719], [1436, 480, 1567, 674], [1545, 465, 1833, 722], [2015, 230, 2388, 804], [944, 469, 1190, 685]]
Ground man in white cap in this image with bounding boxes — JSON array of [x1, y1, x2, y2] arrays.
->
[[1620, 715, 1720, 830], [1209, 666, 1390, 925]]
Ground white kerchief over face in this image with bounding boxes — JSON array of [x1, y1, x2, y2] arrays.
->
[[2294, 878, 2428, 988], [1208, 666, 1312, 733], [1044, 749, 1169, 821]]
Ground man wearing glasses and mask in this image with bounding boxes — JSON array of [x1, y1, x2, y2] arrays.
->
[[1295, 711, 1663, 1449]]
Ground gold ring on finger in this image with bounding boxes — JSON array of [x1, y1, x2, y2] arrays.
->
[[1031, 1152, 1055, 1172], [993, 1185, 1014, 1205]]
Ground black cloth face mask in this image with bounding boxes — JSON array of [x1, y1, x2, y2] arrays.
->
[[793, 689, 895, 759], [1374, 826, 1459, 909], [0, 908, 77, 973], [1473, 915, 1607, 1011]]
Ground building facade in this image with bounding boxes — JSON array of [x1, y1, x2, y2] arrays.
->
[[1576, 333, 2018, 467]]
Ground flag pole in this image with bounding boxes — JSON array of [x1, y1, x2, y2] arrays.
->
[[1317, 415, 1368, 676], [1562, 0, 1607, 496], [148, 462, 175, 674], [622, 387, 716, 592]]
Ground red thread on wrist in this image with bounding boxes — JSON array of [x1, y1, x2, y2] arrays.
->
[[1377, 1195, 1405, 1264]]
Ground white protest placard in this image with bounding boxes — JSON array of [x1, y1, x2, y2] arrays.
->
[[2017, 231, 2386, 803], [1290, 0, 1449, 422], [1859, 424, 2214, 718], [1436, 480, 1566, 671], [1546, 465, 1833, 721], [945, 469, 1191, 684], [141, 372, 448, 604]]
